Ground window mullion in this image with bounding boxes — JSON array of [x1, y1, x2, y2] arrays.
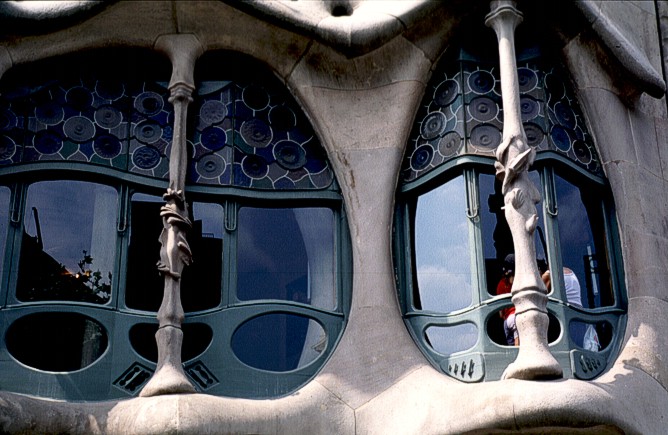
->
[[542, 167, 566, 303], [466, 168, 485, 307], [223, 200, 238, 308], [5, 182, 26, 307]]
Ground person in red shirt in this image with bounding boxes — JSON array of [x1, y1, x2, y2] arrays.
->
[[496, 254, 518, 346]]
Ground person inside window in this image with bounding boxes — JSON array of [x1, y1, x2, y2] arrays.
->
[[542, 267, 588, 347], [496, 254, 518, 346]]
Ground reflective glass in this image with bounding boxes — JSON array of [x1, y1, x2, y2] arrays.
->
[[237, 207, 336, 310], [17, 181, 117, 303], [6, 312, 108, 372], [569, 320, 612, 351], [125, 194, 223, 312], [554, 174, 612, 307], [414, 176, 472, 312], [231, 313, 326, 372], [0, 186, 10, 280], [425, 323, 478, 355]]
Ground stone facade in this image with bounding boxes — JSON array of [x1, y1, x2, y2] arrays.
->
[[0, 1, 667, 433]]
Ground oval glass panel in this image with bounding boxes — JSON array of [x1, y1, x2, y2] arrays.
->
[[569, 320, 612, 351], [414, 176, 472, 312], [129, 322, 214, 363], [425, 323, 478, 355], [6, 312, 108, 372], [232, 313, 326, 372]]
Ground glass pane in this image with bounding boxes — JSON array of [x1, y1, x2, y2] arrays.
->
[[231, 313, 326, 372], [17, 181, 117, 303], [414, 176, 471, 312], [125, 194, 223, 312], [425, 323, 478, 355], [6, 312, 108, 372], [480, 171, 547, 297], [237, 207, 336, 310], [569, 320, 612, 351], [0, 186, 10, 280], [129, 322, 213, 363], [554, 174, 612, 307], [488, 308, 560, 346]]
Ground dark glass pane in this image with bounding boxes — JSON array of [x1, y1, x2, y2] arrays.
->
[[569, 320, 612, 351], [425, 323, 478, 355], [480, 171, 546, 297], [554, 174, 612, 307], [488, 308, 559, 346], [413, 176, 471, 312], [17, 181, 116, 303], [0, 186, 10, 279], [6, 312, 108, 372], [129, 322, 213, 363], [125, 194, 223, 312], [231, 313, 326, 372], [237, 207, 336, 310]]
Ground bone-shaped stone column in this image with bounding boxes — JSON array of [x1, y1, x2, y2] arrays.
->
[[140, 35, 203, 396], [485, 1, 563, 380]]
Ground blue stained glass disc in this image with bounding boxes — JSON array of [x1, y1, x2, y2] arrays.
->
[[241, 154, 269, 179], [63, 116, 96, 143], [196, 153, 226, 179], [269, 106, 296, 130], [438, 131, 462, 157], [35, 102, 64, 126], [134, 92, 164, 116], [468, 70, 495, 94], [0, 109, 16, 131], [95, 80, 125, 101], [94, 106, 123, 129], [273, 140, 306, 170], [524, 123, 544, 147], [135, 120, 162, 144], [517, 67, 538, 92], [93, 135, 122, 159], [411, 145, 434, 170], [520, 96, 539, 121], [240, 118, 272, 148], [132, 146, 161, 169], [470, 124, 501, 149], [0, 136, 16, 160], [199, 100, 227, 126], [469, 97, 498, 122], [421, 112, 448, 140], [66, 86, 93, 111], [434, 79, 459, 107], [554, 101, 576, 129], [573, 140, 592, 164], [200, 126, 227, 151], [550, 125, 572, 152], [242, 85, 270, 111], [33, 130, 63, 154]]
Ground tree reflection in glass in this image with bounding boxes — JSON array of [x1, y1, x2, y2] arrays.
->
[[414, 176, 472, 312], [17, 181, 117, 303]]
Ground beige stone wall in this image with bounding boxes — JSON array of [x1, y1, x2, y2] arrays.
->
[[0, 1, 666, 433]]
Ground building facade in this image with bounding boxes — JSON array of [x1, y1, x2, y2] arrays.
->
[[0, 0, 666, 433]]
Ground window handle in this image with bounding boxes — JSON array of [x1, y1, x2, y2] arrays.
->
[[225, 200, 237, 232], [9, 184, 22, 225]]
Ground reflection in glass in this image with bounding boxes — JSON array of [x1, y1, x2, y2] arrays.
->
[[425, 323, 478, 355], [17, 181, 117, 303], [0, 186, 10, 280], [554, 174, 612, 307], [125, 194, 223, 312], [488, 308, 560, 346], [414, 176, 471, 312], [6, 312, 108, 372], [129, 322, 214, 363], [570, 320, 612, 351], [237, 207, 335, 310], [480, 171, 547, 297], [232, 313, 326, 372]]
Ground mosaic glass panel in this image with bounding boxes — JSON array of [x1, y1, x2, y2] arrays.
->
[[402, 55, 602, 182], [189, 80, 333, 189]]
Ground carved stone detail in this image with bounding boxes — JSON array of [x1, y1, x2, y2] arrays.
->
[[485, 0, 563, 380], [140, 35, 203, 397]]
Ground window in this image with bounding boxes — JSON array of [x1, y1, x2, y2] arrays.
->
[[0, 50, 350, 400], [394, 44, 626, 382]]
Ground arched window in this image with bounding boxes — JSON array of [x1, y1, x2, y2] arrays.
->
[[0, 50, 350, 400], [394, 41, 626, 382]]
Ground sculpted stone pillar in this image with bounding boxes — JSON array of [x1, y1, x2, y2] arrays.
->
[[140, 35, 203, 396], [485, 1, 563, 380]]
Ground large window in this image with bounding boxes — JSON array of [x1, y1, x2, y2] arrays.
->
[[0, 51, 350, 401], [394, 44, 626, 382]]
